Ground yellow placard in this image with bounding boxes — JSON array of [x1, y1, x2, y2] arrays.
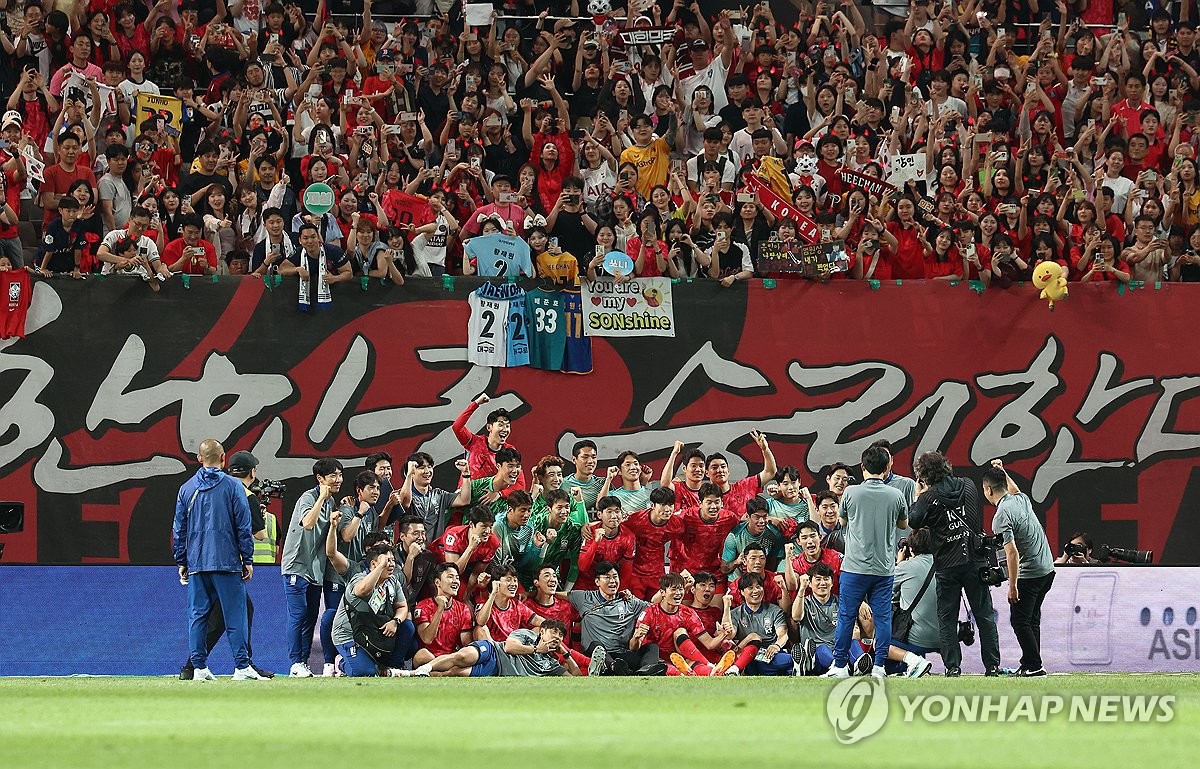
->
[[134, 93, 184, 138]]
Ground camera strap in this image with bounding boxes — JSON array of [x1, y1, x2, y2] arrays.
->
[[961, 595, 975, 626]]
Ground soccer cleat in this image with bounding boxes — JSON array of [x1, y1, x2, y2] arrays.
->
[[179, 662, 194, 681], [588, 646, 609, 677], [1015, 667, 1048, 677], [669, 653, 695, 676], [906, 657, 933, 679], [985, 666, 1002, 677], [636, 660, 664, 676], [289, 662, 314, 678], [322, 662, 336, 677], [871, 665, 887, 680], [821, 665, 850, 679], [723, 665, 741, 676], [232, 666, 269, 681], [710, 650, 737, 676], [852, 652, 873, 676], [192, 667, 216, 681], [945, 667, 961, 677], [251, 663, 275, 679]]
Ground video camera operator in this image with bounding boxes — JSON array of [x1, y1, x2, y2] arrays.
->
[[982, 461, 1055, 677], [909, 451, 1001, 677]]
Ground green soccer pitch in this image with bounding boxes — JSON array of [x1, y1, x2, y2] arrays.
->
[[1, 675, 1196, 768]]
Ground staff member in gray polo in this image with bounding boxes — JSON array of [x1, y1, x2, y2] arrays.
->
[[568, 560, 666, 677], [982, 460, 1056, 677]]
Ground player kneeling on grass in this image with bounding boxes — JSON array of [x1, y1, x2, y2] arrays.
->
[[403, 620, 580, 677], [790, 563, 872, 676], [720, 573, 792, 676], [634, 573, 738, 677]]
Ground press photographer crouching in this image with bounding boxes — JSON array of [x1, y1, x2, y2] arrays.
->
[[887, 529, 938, 678], [909, 451, 1001, 677], [981, 461, 1055, 677], [1054, 533, 1153, 565]]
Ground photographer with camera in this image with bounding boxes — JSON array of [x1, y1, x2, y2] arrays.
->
[[887, 529, 937, 678], [179, 450, 274, 680], [909, 451, 1001, 677], [1055, 533, 1101, 565], [981, 460, 1055, 677]]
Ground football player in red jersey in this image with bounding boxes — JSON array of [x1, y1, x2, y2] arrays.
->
[[729, 543, 789, 613], [473, 564, 540, 642], [412, 563, 475, 668], [686, 571, 724, 632], [429, 506, 500, 594], [578, 495, 637, 586], [672, 483, 742, 591], [521, 565, 594, 674], [623, 487, 685, 599], [700, 430, 778, 517], [783, 519, 844, 597], [633, 573, 737, 676], [660, 442, 708, 508]]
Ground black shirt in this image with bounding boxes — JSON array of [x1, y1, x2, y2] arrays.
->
[[550, 209, 595, 261], [910, 477, 985, 571]]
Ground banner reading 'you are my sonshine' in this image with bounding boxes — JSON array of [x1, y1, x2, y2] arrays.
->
[[581, 278, 675, 338]]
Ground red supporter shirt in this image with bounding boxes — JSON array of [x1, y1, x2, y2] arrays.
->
[[430, 524, 500, 569], [577, 525, 637, 585], [451, 401, 527, 491], [790, 549, 844, 596], [670, 507, 742, 576], [413, 597, 474, 657], [886, 221, 926, 279], [729, 570, 784, 607], [479, 599, 536, 641], [41, 164, 98, 224], [636, 603, 708, 659], [162, 238, 218, 274], [625, 509, 686, 579]]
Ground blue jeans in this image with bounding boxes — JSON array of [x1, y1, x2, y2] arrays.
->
[[319, 582, 344, 664], [745, 652, 794, 676], [283, 574, 323, 665], [188, 571, 249, 670], [834, 571, 894, 669], [334, 620, 417, 676]]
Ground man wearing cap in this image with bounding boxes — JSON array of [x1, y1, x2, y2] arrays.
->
[[179, 450, 274, 679], [679, 13, 735, 112], [458, 176, 526, 241], [173, 440, 269, 681]]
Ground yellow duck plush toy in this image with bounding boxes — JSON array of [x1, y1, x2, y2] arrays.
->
[[1032, 261, 1068, 310]]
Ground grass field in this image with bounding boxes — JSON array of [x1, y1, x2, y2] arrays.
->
[[2, 675, 1195, 768]]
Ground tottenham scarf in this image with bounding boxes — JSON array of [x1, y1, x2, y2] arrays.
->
[[298, 246, 332, 312]]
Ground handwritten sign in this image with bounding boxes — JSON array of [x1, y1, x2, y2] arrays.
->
[[839, 168, 896, 198], [757, 240, 850, 277], [887, 153, 926, 186], [581, 277, 675, 337]]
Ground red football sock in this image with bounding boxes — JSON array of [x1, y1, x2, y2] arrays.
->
[[569, 648, 590, 676], [735, 644, 760, 670], [677, 638, 707, 664]]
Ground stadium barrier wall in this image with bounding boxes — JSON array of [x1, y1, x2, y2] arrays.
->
[[2, 279, 1199, 566], [1, 565, 1197, 675]]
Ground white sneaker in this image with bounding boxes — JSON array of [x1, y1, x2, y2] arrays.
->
[[232, 666, 269, 681], [393, 668, 429, 678], [906, 657, 933, 678], [289, 662, 314, 678], [322, 663, 336, 677], [192, 667, 216, 681], [871, 665, 887, 680], [821, 665, 850, 679]]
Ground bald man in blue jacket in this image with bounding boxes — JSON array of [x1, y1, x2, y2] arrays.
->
[[172, 438, 266, 681]]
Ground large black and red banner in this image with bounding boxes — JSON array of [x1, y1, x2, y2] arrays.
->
[[2, 278, 1199, 564]]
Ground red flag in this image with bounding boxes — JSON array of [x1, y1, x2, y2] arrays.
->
[[744, 175, 821, 244]]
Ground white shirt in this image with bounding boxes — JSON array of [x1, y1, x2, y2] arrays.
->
[[99, 228, 161, 275], [679, 55, 731, 112], [1102, 174, 1137, 215]]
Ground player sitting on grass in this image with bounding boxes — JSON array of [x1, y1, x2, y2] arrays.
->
[[403, 620, 580, 677], [474, 564, 542, 642], [430, 505, 500, 596], [412, 563, 475, 668], [633, 573, 737, 676], [790, 562, 872, 676], [721, 573, 792, 676], [687, 571, 724, 632]]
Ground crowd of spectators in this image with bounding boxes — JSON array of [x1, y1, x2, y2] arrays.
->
[[2, 1, 1199, 287]]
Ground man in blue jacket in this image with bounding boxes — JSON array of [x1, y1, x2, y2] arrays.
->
[[173, 439, 266, 681]]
